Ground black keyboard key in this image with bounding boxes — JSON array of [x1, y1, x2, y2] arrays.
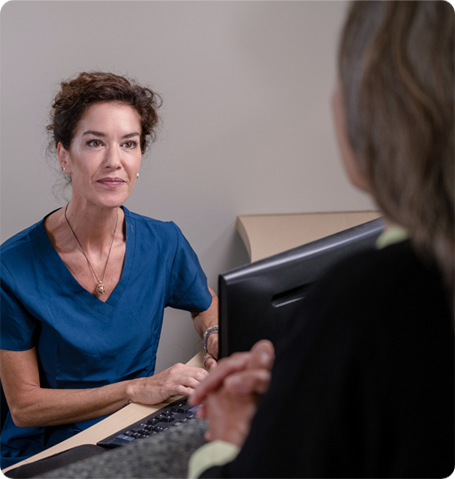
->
[[97, 397, 196, 448], [158, 414, 175, 423]]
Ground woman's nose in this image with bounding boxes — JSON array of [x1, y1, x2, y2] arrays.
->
[[105, 146, 122, 169]]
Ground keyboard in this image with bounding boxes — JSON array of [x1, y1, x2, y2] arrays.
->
[[97, 398, 200, 448]]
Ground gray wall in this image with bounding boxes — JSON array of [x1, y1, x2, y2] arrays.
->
[[0, 1, 375, 372]]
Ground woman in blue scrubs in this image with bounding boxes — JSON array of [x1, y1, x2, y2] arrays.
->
[[0, 71, 219, 469]]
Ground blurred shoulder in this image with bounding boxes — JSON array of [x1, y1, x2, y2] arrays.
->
[[319, 240, 445, 298], [299, 239, 451, 335]]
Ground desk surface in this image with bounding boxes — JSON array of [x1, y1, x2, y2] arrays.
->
[[236, 211, 382, 263], [2, 350, 205, 474]]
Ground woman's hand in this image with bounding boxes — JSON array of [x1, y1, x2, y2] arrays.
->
[[190, 339, 275, 407], [201, 384, 258, 447], [190, 340, 275, 447], [0, 348, 207, 428], [128, 363, 209, 405], [204, 332, 219, 370]]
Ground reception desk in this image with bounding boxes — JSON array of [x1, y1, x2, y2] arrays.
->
[[236, 211, 382, 263]]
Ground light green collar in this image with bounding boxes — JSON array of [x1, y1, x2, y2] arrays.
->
[[376, 225, 409, 249]]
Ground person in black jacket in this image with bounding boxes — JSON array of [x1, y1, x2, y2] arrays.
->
[[189, 1, 454, 477]]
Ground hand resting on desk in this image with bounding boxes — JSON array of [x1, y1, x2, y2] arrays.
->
[[0, 348, 208, 429], [128, 363, 209, 405], [190, 340, 275, 447]]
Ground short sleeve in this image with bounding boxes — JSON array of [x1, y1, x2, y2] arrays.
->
[[167, 222, 212, 313], [0, 262, 37, 351]]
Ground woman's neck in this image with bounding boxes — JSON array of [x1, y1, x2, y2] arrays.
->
[[62, 200, 124, 254], [44, 201, 126, 256]]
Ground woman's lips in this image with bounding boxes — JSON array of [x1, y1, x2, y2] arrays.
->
[[97, 178, 126, 187]]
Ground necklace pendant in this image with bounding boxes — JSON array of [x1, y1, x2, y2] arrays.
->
[[96, 282, 106, 295]]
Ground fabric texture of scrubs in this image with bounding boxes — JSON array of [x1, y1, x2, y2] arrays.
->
[[0, 207, 212, 469]]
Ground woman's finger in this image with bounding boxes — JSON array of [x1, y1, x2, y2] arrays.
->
[[190, 340, 275, 405], [247, 340, 275, 370], [224, 369, 272, 395], [205, 357, 218, 371], [189, 351, 251, 405]]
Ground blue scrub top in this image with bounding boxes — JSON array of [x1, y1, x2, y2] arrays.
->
[[0, 207, 212, 469]]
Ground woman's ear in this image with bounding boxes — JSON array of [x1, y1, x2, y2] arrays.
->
[[332, 81, 370, 193], [57, 143, 71, 174]]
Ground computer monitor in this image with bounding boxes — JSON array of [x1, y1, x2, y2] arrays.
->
[[218, 217, 384, 358]]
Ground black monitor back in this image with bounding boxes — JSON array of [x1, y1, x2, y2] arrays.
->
[[218, 217, 383, 358]]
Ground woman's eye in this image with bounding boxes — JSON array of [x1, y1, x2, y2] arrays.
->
[[122, 141, 137, 149], [87, 139, 102, 147]]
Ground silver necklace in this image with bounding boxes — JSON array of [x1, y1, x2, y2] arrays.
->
[[64, 204, 118, 296]]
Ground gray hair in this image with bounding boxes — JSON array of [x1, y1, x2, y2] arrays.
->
[[339, 1, 454, 307]]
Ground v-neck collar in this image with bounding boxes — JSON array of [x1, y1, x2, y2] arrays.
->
[[36, 206, 135, 318]]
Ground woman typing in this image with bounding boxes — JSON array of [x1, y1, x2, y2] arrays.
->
[[0, 71, 218, 469]]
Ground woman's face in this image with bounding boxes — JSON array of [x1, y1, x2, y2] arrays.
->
[[58, 102, 142, 209]]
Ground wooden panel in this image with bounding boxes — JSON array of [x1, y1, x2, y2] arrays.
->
[[237, 211, 382, 263]]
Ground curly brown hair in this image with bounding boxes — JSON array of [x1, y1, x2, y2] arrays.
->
[[47, 71, 162, 154]]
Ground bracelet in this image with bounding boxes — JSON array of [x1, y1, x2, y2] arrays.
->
[[203, 325, 219, 352]]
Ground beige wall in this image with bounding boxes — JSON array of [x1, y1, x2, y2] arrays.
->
[[0, 1, 375, 372]]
